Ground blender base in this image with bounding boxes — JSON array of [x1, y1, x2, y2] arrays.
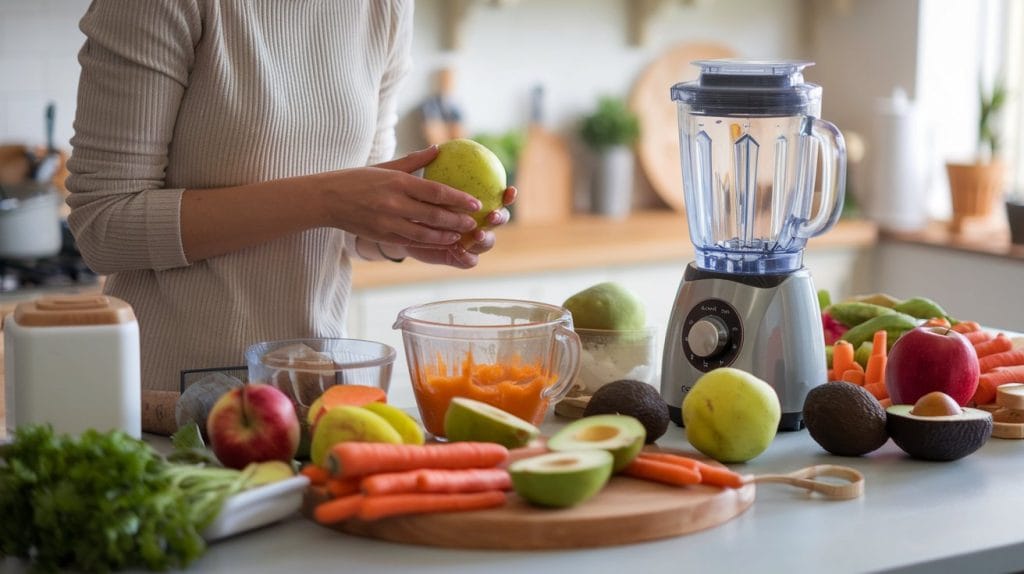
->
[[660, 263, 826, 433]]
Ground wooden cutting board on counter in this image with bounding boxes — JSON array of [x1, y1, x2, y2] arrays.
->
[[304, 451, 755, 550], [512, 85, 575, 226]]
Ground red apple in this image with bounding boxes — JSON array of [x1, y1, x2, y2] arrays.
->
[[885, 326, 980, 406], [206, 383, 301, 469]]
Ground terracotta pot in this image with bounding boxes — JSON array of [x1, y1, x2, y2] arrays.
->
[[945, 161, 1005, 232]]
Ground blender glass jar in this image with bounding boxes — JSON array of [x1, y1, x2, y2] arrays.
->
[[671, 60, 846, 274]]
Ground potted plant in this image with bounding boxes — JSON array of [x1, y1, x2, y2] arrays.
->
[[580, 97, 640, 219], [945, 79, 1007, 233]]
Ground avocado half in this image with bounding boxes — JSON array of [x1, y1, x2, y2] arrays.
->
[[886, 405, 992, 461]]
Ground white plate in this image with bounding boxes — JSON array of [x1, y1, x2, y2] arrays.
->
[[203, 475, 310, 542]]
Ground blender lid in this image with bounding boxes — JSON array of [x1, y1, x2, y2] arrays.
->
[[670, 59, 822, 116]]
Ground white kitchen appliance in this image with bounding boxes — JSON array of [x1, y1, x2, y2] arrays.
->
[[661, 60, 846, 431], [5, 294, 141, 438]]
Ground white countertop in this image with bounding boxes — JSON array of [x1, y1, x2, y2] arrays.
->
[[171, 415, 1024, 574]]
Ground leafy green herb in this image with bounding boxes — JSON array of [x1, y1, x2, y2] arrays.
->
[[580, 97, 640, 151], [0, 425, 247, 572]]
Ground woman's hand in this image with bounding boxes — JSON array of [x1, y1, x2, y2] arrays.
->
[[318, 146, 481, 249], [404, 186, 517, 269]]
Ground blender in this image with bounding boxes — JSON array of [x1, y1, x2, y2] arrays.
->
[[661, 60, 846, 431]]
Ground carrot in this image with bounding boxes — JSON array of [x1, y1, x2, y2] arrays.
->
[[637, 451, 702, 471], [965, 330, 993, 345], [309, 384, 388, 427], [842, 368, 865, 386], [879, 398, 892, 408], [980, 349, 1024, 373], [831, 341, 856, 382], [357, 490, 507, 521], [864, 382, 888, 401], [975, 333, 1014, 358], [417, 468, 512, 493], [979, 365, 1024, 388], [865, 330, 888, 388], [623, 457, 701, 487], [360, 471, 422, 496], [326, 477, 361, 498], [924, 317, 951, 328], [300, 464, 330, 486], [327, 442, 510, 479], [952, 321, 982, 334], [972, 376, 998, 406], [313, 494, 365, 525]]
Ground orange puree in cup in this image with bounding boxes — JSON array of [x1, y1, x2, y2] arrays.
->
[[413, 352, 557, 437]]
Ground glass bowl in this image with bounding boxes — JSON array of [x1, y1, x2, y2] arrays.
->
[[245, 338, 396, 411], [555, 326, 658, 419]]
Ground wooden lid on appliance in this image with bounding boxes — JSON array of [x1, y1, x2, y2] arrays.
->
[[13, 294, 136, 327]]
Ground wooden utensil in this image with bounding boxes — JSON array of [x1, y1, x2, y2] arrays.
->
[[420, 68, 466, 146], [745, 464, 864, 501], [512, 85, 574, 225], [629, 42, 737, 212]]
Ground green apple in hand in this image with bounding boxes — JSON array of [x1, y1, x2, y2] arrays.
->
[[423, 138, 506, 228], [682, 367, 780, 463]]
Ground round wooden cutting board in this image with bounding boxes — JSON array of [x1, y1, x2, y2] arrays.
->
[[305, 453, 755, 550], [629, 42, 738, 213]]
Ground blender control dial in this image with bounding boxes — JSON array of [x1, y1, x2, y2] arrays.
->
[[681, 299, 743, 372]]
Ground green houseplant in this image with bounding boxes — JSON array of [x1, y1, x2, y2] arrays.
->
[[945, 79, 1008, 233], [580, 97, 640, 219]]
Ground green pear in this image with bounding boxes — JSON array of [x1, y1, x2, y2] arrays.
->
[[546, 414, 645, 472], [443, 397, 541, 448], [509, 450, 613, 508], [309, 406, 403, 466], [563, 282, 646, 331], [423, 138, 506, 227], [682, 367, 780, 463]]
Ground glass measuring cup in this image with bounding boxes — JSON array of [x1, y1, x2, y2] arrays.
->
[[393, 298, 582, 438]]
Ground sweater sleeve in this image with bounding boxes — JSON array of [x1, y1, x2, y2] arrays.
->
[[65, 0, 202, 274], [366, 0, 414, 166]]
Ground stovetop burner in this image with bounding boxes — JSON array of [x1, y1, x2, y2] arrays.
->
[[0, 221, 99, 294]]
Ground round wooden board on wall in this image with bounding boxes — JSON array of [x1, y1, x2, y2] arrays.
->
[[629, 42, 738, 213]]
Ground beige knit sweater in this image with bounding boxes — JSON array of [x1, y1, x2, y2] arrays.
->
[[66, 0, 412, 393]]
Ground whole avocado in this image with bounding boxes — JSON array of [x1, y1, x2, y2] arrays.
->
[[583, 379, 669, 444], [803, 382, 889, 457]]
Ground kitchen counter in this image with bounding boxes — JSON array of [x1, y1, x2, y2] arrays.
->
[[881, 221, 1024, 261], [159, 416, 1024, 574]]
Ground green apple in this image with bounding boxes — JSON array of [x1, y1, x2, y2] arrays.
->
[[423, 138, 506, 227], [309, 406, 403, 466], [509, 450, 614, 508], [682, 368, 781, 463], [443, 397, 541, 448], [361, 402, 425, 445], [563, 282, 646, 331], [546, 414, 645, 472]]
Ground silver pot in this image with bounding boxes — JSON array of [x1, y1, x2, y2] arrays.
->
[[0, 182, 62, 260]]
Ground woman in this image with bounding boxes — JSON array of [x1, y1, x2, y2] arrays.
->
[[66, 0, 514, 433]]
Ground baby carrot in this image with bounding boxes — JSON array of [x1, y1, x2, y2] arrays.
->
[[417, 468, 512, 493], [864, 330, 888, 388], [623, 457, 701, 487], [924, 317, 951, 328], [842, 368, 865, 386], [327, 442, 510, 478], [979, 365, 1024, 388], [864, 382, 888, 401], [313, 494, 365, 525], [300, 464, 330, 486], [973, 376, 998, 406], [975, 333, 1014, 359], [980, 350, 1024, 373], [326, 477, 361, 498], [879, 397, 893, 408], [831, 341, 856, 382], [965, 330, 993, 345], [357, 490, 507, 521], [952, 321, 982, 334]]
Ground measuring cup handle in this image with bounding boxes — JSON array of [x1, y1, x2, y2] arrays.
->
[[795, 118, 847, 239], [542, 325, 582, 402]]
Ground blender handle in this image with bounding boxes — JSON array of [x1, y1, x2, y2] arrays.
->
[[542, 325, 582, 402], [795, 118, 847, 239]]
